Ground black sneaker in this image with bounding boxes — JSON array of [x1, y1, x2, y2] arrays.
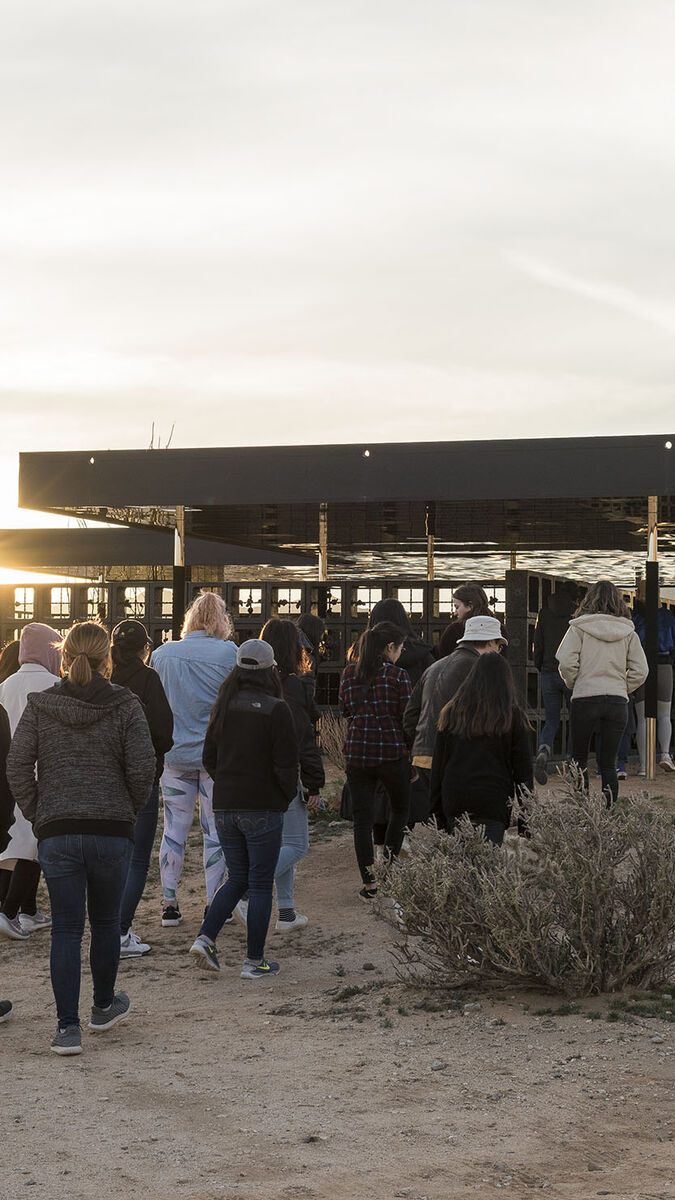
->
[[0, 999, 13, 1024], [161, 904, 182, 927]]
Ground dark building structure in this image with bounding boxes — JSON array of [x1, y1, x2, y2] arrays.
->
[[2, 432, 673, 765]]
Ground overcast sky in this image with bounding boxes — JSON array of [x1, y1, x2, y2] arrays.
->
[[2, 0, 675, 530]]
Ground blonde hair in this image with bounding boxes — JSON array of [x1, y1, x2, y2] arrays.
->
[[181, 590, 233, 641], [61, 622, 111, 687]]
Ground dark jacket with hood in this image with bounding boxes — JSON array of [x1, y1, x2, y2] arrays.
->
[[533, 591, 575, 673], [0, 703, 14, 853], [6, 676, 156, 842], [281, 673, 325, 795], [111, 658, 174, 784], [398, 635, 435, 688]]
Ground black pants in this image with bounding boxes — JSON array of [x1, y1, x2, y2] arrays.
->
[[346, 758, 410, 885], [570, 695, 628, 806]]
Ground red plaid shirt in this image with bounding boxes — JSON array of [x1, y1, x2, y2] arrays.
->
[[339, 662, 412, 767]]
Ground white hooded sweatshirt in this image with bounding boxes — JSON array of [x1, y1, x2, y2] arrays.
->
[[556, 615, 648, 700]]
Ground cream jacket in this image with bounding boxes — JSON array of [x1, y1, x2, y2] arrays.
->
[[556, 615, 648, 700]]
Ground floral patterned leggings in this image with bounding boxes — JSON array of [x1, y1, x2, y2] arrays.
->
[[159, 766, 226, 904]]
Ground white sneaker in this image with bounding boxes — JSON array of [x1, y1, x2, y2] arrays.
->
[[234, 899, 248, 927], [658, 754, 675, 773], [275, 913, 309, 932], [120, 929, 151, 957], [0, 912, 30, 940], [18, 909, 51, 933]]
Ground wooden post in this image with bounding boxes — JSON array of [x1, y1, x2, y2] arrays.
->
[[172, 505, 186, 641], [425, 502, 436, 582], [510, 549, 517, 570], [645, 496, 659, 780], [318, 502, 328, 582]]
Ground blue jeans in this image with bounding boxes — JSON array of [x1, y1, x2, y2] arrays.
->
[[120, 784, 159, 934], [539, 671, 572, 752], [38, 834, 132, 1028], [201, 811, 283, 960], [275, 789, 309, 910]]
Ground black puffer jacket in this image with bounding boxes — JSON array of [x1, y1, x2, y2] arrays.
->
[[281, 674, 325, 795], [111, 659, 174, 784]]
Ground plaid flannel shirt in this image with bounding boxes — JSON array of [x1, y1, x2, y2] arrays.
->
[[338, 662, 412, 767]]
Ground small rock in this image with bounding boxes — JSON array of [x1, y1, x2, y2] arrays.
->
[[463, 1002, 482, 1012], [587, 1162, 603, 1172], [650, 1036, 664, 1044], [303, 1134, 327, 1143], [430, 1059, 447, 1071], [362, 962, 376, 971]]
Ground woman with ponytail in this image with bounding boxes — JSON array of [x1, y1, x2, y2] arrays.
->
[[339, 621, 412, 898], [6, 622, 155, 1056]]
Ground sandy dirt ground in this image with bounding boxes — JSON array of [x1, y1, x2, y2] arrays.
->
[[1, 769, 674, 1200]]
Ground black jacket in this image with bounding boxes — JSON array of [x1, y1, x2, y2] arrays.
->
[[281, 674, 325, 795], [111, 659, 174, 784], [399, 636, 435, 687], [430, 712, 533, 829], [0, 703, 14, 853], [203, 689, 299, 813], [533, 593, 575, 673]]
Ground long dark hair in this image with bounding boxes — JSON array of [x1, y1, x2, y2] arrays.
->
[[353, 621, 405, 684], [0, 640, 20, 684], [439, 652, 528, 738], [260, 618, 312, 678], [453, 583, 492, 618], [368, 598, 414, 637]]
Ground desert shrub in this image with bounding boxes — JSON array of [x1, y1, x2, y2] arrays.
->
[[384, 774, 675, 996], [319, 710, 347, 773]]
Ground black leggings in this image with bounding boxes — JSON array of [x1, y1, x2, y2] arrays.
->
[[346, 758, 411, 885], [570, 695, 628, 806], [0, 859, 41, 919]]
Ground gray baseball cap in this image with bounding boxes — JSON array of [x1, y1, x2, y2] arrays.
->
[[237, 638, 276, 670]]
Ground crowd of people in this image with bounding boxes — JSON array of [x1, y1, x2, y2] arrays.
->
[[0, 579, 672, 1055]]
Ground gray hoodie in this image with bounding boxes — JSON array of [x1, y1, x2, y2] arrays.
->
[[6, 678, 155, 840], [556, 615, 648, 700]]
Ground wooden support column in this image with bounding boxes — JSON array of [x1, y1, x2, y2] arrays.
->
[[172, 505, 186, 641], [645, 496, 659, 780], [425, 502, 436, 582], [318, 502, 328, 582]]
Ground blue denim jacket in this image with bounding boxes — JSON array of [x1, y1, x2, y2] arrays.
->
[[150, 632, 237, 769]]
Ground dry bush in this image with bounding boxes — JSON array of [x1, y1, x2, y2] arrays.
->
[[384, 773, 675, 996], [318, 710, 347, 773]]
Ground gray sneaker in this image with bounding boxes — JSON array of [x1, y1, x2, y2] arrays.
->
[[51, 1025, 82, 1056], [0, 912, 30, 940], [88, 992, 130, 1032], [189, 935, 220, 971]]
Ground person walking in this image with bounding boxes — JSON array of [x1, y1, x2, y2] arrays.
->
[[6, 622, 155, 1056], [0, 623, 62, 939], [189, 640, 298, 978], [532, 583, 576, 784], [0, 639, 20, 685], [260, 619, 324, 931], [339, 621, 412, 899], [556, 581, 648, 806], [110, 620, 174, 956], [404, 615, 508, 804], [430, 652, 533, 845], [150, 590, 237, 926], [437, 584, 500, 659], [0, 701, 14, 1025], [631, 600, 675, 773]]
